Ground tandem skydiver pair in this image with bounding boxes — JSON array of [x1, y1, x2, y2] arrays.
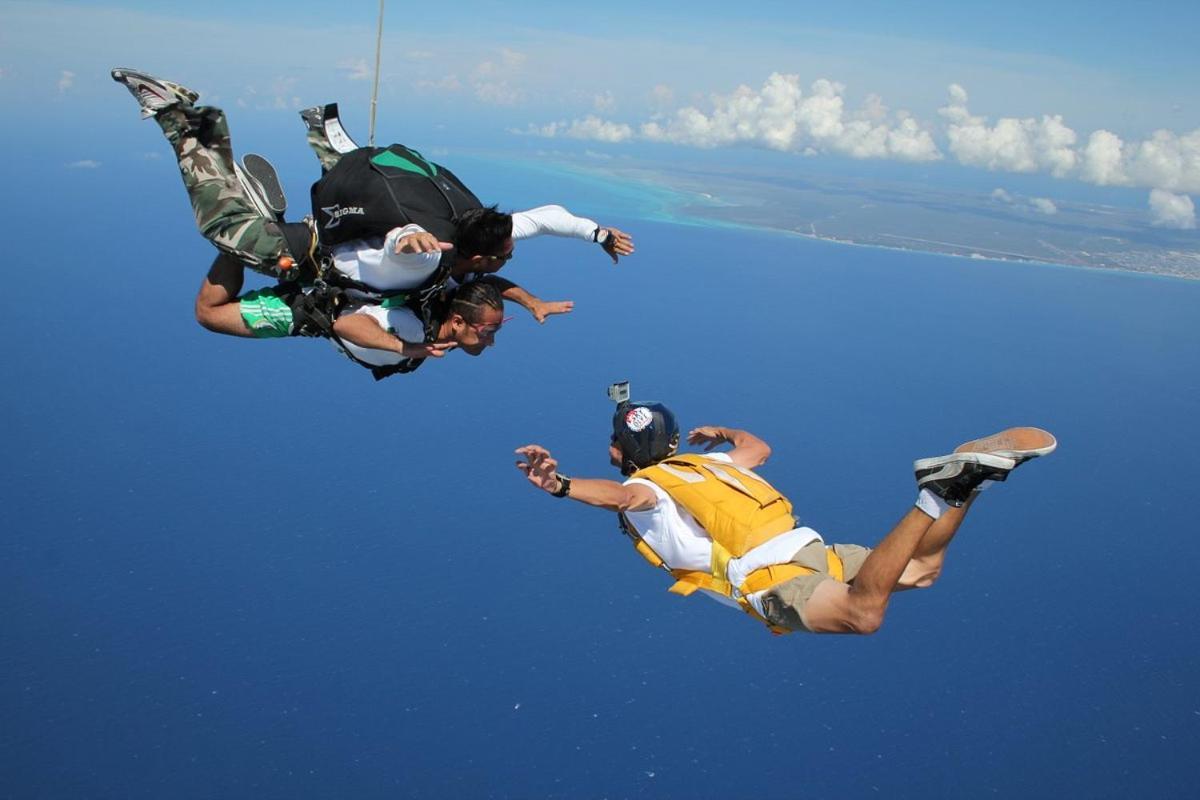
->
[[111, 68, 635, 379]]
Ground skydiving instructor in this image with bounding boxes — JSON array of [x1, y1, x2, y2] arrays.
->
[[515, 382, 1057, 636]]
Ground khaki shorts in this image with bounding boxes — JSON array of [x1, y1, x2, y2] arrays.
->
[[759, 540, 872, 634]]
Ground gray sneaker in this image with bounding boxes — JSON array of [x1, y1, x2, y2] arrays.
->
[[914, 452, 1017, 507], [111, 68, 198, 118], [240, 153, 288, 218]]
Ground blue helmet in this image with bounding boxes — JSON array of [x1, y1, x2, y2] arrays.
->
[[612, 400, 680, 475]]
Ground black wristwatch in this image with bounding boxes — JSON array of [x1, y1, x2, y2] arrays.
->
[[551, 474, 572, 498], [592, 227, 610, 245]]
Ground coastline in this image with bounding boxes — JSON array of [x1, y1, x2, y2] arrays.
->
[[472, 152, 1200, 283]]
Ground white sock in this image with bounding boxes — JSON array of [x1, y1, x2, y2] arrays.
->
[[915, 488, 950, 520]]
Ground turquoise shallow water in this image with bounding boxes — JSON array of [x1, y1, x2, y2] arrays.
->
[[2, 144, 1199, 798]]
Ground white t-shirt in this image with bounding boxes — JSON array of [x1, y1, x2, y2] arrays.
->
[[329, 205, 599, 292], [331, 304, 426, 367], [622, 452, 822, 614]]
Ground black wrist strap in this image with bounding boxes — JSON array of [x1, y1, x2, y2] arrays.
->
[[551, 474, 572, 498]]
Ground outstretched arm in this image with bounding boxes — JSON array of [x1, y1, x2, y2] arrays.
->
[[686, 426, 772, 469], [510, 205, 636, 264], [478, 276, 573, 324], [515, 445, 656, 512], [332, 312, 456, 359]]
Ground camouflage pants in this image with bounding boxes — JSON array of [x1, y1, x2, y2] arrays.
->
[[156, 105, 297, 280], [306, 127, 346, 173]]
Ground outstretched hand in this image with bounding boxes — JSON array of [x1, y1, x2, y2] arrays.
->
[[600, 227, 635, 264], [396, 231, 454, 255], [531, 299, 575, 323], [515, 445, 561, 493], [687, 426, 729, 451], [402, 340, 457, 359]]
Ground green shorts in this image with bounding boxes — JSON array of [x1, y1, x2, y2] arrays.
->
[[238, 288, 296, 338], [759, 540, 872, 634]]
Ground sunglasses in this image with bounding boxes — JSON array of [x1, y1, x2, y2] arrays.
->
[[468, 316, 514, 336]]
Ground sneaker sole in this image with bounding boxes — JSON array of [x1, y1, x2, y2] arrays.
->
[[241, 154, 288, 216], [914, 451, 1017, 477], [954, 427, 1057, 463]]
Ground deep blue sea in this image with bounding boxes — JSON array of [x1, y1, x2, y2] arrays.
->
[[3, 126, 1199, 799]]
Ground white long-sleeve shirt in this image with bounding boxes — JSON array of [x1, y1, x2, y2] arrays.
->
[[329, 204, 598, 292]]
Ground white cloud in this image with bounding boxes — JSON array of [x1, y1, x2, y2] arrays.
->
[[1030, 197, 1058, 215], [519, 116, 633, 143], [339, 59, 371, 81], [939, 84, 1077, 176], [470, 50, 528, 106], [58, 70, 75, 93], [67, 159, 100, 169], [1148, 189, 1196, 229], [593, 91, 616, 113], [1125, 129, 1200, 193], [649, 84, 674, 111], [415, 75, 463, 93], [991, 187, 1014, 203], [1080, 129, 1128, 186], [636, 73, 940, 161]]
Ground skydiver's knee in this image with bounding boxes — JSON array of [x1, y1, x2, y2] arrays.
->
[[847, 604, 885, 635]]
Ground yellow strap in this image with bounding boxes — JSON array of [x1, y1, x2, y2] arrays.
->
[[826, 547, 845, 582], [633, 538, 665, 569], [739, 562, 817, 595], [710, 541, 733, 584]]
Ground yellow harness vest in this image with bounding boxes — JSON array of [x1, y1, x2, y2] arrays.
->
[[621, 453, 844, 635]]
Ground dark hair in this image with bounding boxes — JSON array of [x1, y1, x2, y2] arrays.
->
[[446, 280, 504, 323], [454, 205, 513, 258]]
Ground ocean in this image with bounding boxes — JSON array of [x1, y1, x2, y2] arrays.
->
[[2, 149, 1198, 798]]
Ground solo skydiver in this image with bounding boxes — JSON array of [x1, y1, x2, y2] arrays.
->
[[515, 382, 1057, 635], [110, 68, 634, 375]]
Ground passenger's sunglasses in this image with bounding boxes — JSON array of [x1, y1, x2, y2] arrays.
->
[[469, 316, 514, 336]]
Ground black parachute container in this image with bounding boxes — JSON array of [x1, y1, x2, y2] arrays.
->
[[310, 144, 482, 247]]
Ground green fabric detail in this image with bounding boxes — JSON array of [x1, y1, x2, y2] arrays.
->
[[380, 294, 411, 308], [238, 288, 295, 338], [371, 148, 438, 177]]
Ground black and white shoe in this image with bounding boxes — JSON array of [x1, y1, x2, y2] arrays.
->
[[111, 68, 198, 119], [299, 104, 326, 133], [300, 102, 360, 154], [914, 452, 1017, 508], [240, 153, 288, 218]]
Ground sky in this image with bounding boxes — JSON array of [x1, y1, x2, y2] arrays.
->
[[3, 4, 1200, 796], [4, 0, 1199, 228]]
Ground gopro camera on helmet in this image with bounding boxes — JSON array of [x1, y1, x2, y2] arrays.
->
[[607, 380, 630, 405], [607, 381, 680, 475]]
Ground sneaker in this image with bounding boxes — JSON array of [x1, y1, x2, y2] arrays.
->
[[299, 105, 326, 133], [111, 67, 198, 119], [914, 452, 1017, 508], [954, 427, 1057, 465], [240, 153, 288, 218]]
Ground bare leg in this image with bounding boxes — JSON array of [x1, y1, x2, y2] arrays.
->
[[894, 494, 977, 589], [194, 253, 256, 337], [802, 507, 937, 634]]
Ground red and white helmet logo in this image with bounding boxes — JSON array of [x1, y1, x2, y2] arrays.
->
[[625, 407, 654, 433]]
